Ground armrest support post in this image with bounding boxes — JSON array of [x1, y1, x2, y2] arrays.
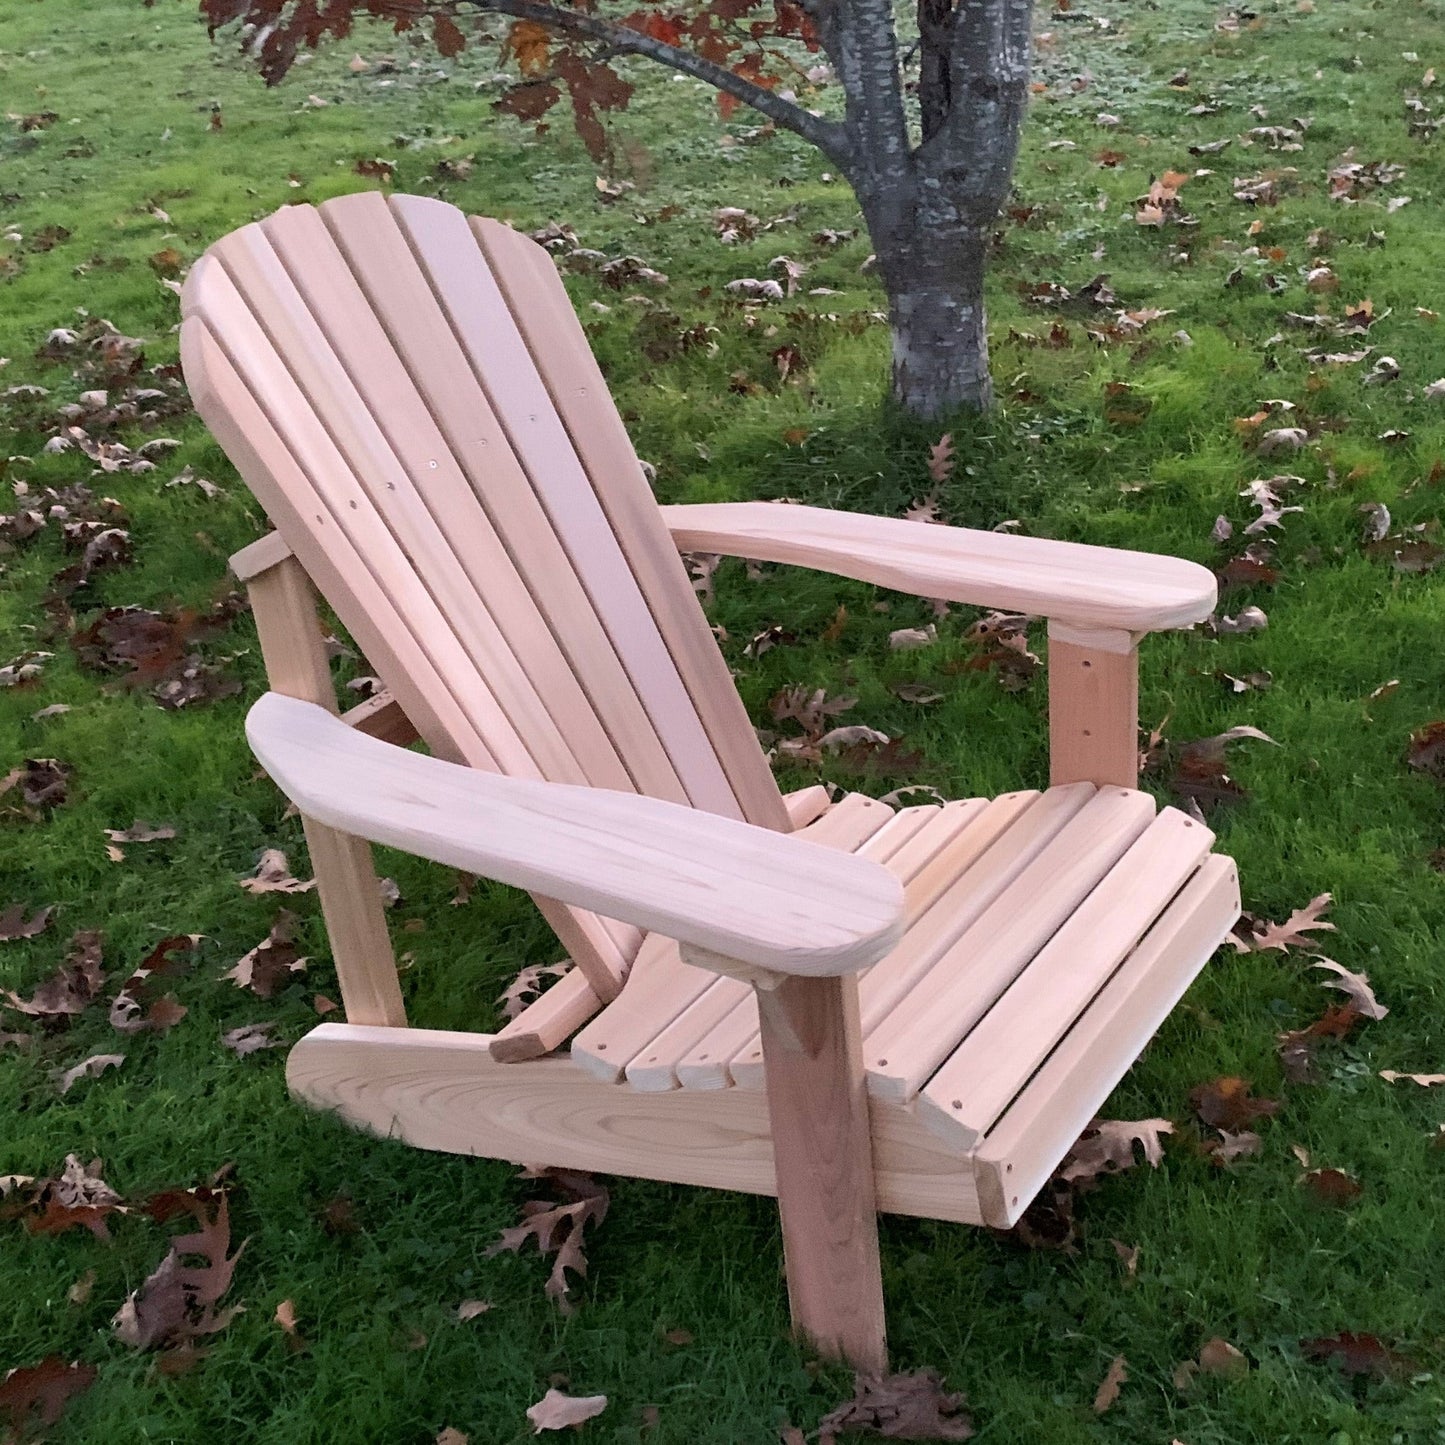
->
[[1047, 621, 1140, 789]]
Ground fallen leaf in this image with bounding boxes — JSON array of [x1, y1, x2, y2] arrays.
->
[[1407, 720, 1445, 777], [1235, 893, 1335, 954], [2, 930, 105, 1021], [1301, 1331, 1407, 1378], [818, 1368, 972, 1441], [238, 849, 314, 895], [115, 1186, 245, 1350], [2, 1154, 124, 1239], [1111, 1239, 1139, 1276], [0, 1357, 97, 1440], [1379, 1069, 1445, 1086], [456, 1299, 492, 1322], [224, 911, 308, 997], [1093, 1355, 1128, 1413], [1204, 1129, 1263, 1165], [66, 1269, 96, 1305], [526, 1388, 608, 1432], [54, 1052, 124, 1095], [109, 935, 197, 1035], [0, 902, 54, 942], [436, 1431, 469, 1445], [1198, 1337, 1249, 1379], [1312, 959, 1388, 1019], [497, 962, 572, 1021], [889, 625, 936, 651], [1190, 1076, 1280, 1131], [1059, 1119, 1173, 1183], [221, 1022, 280, 1056], [1303, 1167, 1362, 1206], [487, 1167, 609, 1314]]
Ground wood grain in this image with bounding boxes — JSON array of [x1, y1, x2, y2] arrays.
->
[[971, 855, 1241, 1226], [247, 559, 406, 1028], [286, 1022, 985, 1223], [662, 502, 1218, 632], [1047, 624, 1141, 788], [246, 693, 904, 977], [757, 973, 886, 1371]]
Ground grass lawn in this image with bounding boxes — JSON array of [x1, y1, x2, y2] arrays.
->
[[3, 0, 1445, 1439]]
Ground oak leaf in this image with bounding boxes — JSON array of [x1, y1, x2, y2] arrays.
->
[[818, 1368, 972, 1441], [526, 1388, 607, 1433], [54, 1052, 124, 1095], [238, 849, 314, 895], [1190, 1076, 1279, 1131], [0, 1357, 97, 1440], [1311, 959, 1387, 1019], [1059, 1118, 1173, 1183], [487, 1167, 609, 1314]]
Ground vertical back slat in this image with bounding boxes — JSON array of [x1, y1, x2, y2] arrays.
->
[[389, 194, 775, 825], [271, 197, 691, 805], [470, 214, 790, 833]]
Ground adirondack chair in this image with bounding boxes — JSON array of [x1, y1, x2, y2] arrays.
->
[[180, 192, 1241, 1372]]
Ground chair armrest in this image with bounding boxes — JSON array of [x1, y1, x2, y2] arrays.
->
[[661, 502, 1216, 633], [245, 693, 904, 978]]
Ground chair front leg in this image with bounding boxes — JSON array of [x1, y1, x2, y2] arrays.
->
[[1046, 621, 1142, 790], [755, 972, 887, 1374]]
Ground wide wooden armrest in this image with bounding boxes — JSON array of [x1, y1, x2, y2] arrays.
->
[[246, 693, 904, 978], [661, 502, 1216, 632]]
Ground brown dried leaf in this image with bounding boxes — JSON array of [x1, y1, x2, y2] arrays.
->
[[818, 1368, 972, 1441], [2, 929, 105, 1021], [109, 935, 197, 1035], [1198, 1337, 1249, 1379], [486, 1167, 609, 1314], [526, 1388, 608, 1432], [0, 1356, 97, 1440], [2, 1154, 124, 1239], [1312, 959, 1388, 1019], [1302, 1167, 1362, 1206], [1190, 1076, 1280, 1132], [1093, 1355, 1128, 1413], [496, 962, 572, 1021], [1236, 892, 1335, 954], [1379, 1069, 1445, 1086], [0, 757, 72, 816], [0, 903, 54, 942], [54, 1052, 124, 1095], [1059, 1118, 1173, 1183], [221, 1022, 280, 1057], [1301, 1331, 1407, 1378], [455, 1299, 492, 1322], [224, 911, 308, 998], [1407, 720, 1445, 778], [115, 1187, 245, 1350]]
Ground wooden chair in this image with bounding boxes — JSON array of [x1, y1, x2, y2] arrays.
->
[[181, 193, 1241, 1372]]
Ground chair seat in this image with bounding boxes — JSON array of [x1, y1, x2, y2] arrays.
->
[[573, 782, 1239, 1159]]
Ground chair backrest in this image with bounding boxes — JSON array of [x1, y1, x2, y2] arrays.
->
[[180, 192, 789, 992]]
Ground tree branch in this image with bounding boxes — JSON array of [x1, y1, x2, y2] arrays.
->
[[444, 0, 853, 167]]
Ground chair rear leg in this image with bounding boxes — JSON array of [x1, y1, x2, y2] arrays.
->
[[756, 973, 887, 1374]]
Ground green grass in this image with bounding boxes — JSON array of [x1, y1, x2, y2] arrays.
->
[[3, 0, 1445, 1440]]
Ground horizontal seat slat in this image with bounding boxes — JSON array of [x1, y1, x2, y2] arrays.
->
[[966, 854, 1242, 1227], [571, 794, 893, 1083], [919, 808, 1214, 1148], [683, 797, 997, 1091], [863, 788, 1157, 1103], [624, 801, 933, 1092]]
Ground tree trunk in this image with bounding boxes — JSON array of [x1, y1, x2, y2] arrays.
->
[[878, 226, 993, 418]]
